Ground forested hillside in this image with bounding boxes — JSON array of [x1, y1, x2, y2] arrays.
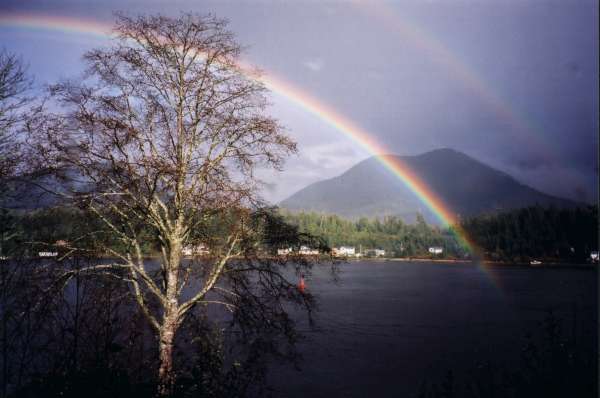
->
[[460, 205, 598, 263], [281, 205, 598, 263], [2, 205, 597, 264], [280, 210, 466, 258]]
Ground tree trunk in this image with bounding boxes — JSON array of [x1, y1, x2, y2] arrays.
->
[[157, 315, 177, 397], [157, 241, 181, 397]]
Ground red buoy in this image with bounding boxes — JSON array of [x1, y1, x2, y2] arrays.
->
[[298, 276, 306, 293]]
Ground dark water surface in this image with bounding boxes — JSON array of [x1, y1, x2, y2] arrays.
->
[[267, 261, 597, 397]]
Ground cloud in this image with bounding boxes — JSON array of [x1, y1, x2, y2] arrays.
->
[[255, 141, 369, 204], [303, 58, 324, 72], [302, 141, 362, 170]]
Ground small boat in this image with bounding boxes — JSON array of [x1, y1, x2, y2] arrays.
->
[[530, 260, 542, 265]]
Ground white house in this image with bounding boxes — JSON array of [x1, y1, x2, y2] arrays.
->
[[182, 244, 210, 256], [373, 249, 385, 257], [364, 248, 385, 257], [278, 247, 319, 256], [299, 246, 319, 255], [333, 246, 356, 257], [428, 247, 443, 255]]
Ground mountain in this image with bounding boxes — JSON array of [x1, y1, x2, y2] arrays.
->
[[279, 148, 577, 224]]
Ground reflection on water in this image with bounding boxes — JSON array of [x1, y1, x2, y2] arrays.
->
[[267, 261, 597, 398]]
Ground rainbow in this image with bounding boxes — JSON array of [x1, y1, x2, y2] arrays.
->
[[0, 14, 114, 40], [0, 12, 478, 252], [354, 1, 555, 162]]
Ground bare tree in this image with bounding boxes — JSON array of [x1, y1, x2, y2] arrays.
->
[[0, 50, 29, 186], [0, 52, 31, 393], [27, 13, 321, 396]]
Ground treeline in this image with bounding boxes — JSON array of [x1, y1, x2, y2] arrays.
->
[[460, 205, 598, 263], [3, 205, 598, 263], [281, 205, 599, 263], [0, 206, 327, 258], [279, 210, 466, 258], [0, 207, 154, 257], [1, 206, 466, 259]]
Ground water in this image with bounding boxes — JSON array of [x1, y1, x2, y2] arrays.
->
[[267, 260, 597, 397]]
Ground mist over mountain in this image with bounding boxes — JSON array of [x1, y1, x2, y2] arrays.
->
[[279, 148, 577, 224]]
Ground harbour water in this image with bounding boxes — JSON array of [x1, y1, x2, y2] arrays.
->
[[267, 260, 597, 397]]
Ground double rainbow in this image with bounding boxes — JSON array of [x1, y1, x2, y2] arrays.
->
[[0, 12, 477, 251], [355, 1, 555, 161]]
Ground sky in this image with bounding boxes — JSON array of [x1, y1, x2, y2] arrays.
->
[[1, 0, 598, 205]]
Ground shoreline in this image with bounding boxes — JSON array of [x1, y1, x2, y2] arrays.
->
[[344, 257, 596, 269], [4, 254, 595, 269]]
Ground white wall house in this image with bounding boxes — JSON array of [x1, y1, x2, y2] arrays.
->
[[278, 247, 319, 256], [277, 248, 292, 256], [364, 248, 385, 257], [333, 246, 356, 257], [428, 247, 443, 254], [373, 249, 385, 257], [182, 244, 210, 256], [299, 246, 319, 255]]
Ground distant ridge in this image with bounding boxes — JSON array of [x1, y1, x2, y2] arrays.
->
[[279, 148, 577, 224]]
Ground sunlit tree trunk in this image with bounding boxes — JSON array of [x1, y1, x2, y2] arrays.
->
[[157, 238, 181, 396], [157, 314, 178, 396]]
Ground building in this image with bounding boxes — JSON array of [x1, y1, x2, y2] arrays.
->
[[182, 244, 210, 256], [373, 249, 385, 257], [333, 246, 356, 257], [278, 247, 319, 256], [428, 247, 443, 255], [277, 248, 292, 256], [365, 248, 385, 257], [299, 246, 319, 255]]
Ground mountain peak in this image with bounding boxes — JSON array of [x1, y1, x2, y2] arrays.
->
[[280, 148, 575, 224]]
